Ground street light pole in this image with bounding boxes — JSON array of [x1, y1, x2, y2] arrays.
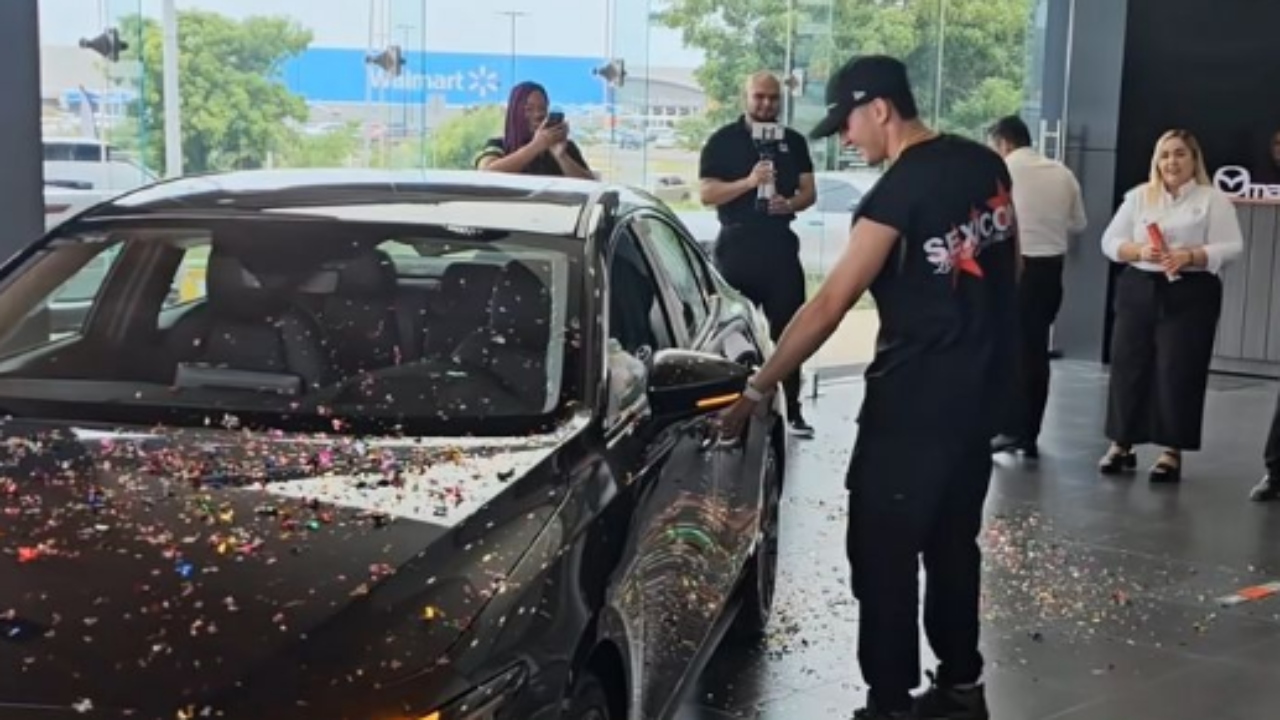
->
[[497, 11, 527, 86], [933, 0, 948, 127], [162, 0, 182, 177]]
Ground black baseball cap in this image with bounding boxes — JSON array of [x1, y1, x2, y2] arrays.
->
[[809, 55, 917, 139]]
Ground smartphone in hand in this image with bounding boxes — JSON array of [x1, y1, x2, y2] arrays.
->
[[546, 111, 565, 126]]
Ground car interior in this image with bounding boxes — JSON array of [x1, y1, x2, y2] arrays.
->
[[0, 220, 575, 427]]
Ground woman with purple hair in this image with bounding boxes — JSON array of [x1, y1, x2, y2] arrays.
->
[[474, 81, 593, 178]]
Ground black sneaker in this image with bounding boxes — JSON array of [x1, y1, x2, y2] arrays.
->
[[1251, 475, 1280, 502], [991, 434, 1038, 459], [913, 673, 989, 720], [788, 411, 815, 439]]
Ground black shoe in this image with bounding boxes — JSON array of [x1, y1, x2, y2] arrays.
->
[[992, 434, 1039, 459], [788, 411, 815, 439], [1098, 445, 1137, 475], [1149, 451, 1182, 484], [1251, 475, 1280, 502], [913, 673, 989, 720], [990, 434, 1021, 454]]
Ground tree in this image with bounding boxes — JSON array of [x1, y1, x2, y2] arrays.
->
[[277, 123, 362, 169], [119, 11, 313, 173], [426, 105, 506, 169], [657, 0, 1031, 138]]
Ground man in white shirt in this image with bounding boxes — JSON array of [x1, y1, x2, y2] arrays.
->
[[987, 116, 1087, 457]]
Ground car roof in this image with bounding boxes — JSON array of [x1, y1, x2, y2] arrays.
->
[[81, 169, 652, 239]]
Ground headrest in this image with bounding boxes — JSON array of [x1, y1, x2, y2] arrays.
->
[[205, 250, 287, 319], [330, 250, 397, 298], [434, 262, 503, 313], [486, 261, 551, 349]]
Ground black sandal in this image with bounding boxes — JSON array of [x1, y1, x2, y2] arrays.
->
[[1099, 445, 1137, 475], [1149, 450, 1182, 484]]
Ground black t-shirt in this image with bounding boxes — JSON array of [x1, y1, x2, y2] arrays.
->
[[475, 138, 590, 177], [854, 134, 1019, 438], [699, 116, 814, 226]]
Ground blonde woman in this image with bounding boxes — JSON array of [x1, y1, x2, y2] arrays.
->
[[1098, 129, 1244, 482]]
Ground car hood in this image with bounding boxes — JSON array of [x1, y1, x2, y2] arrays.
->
[[0, 415, 587, 718]]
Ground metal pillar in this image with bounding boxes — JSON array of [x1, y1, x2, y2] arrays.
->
[[0, 0, 45, 258]]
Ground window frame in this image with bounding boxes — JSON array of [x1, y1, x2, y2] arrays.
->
[[627, 212, 715, 344]]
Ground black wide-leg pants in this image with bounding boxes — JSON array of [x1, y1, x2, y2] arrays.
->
[[1106, 268, 1223, 451]]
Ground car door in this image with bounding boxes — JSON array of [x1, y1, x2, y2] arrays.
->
[[600, 219, 752, 720], [632, 213, 769, 703], [635, 213, 767, 566]]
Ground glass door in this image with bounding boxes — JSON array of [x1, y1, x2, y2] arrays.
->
[[81, 0, 153, 186], [384, 0, 428, 168], [600, 0, 652, 187]]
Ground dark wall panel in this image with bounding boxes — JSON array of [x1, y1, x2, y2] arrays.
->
[[1117, 0, 1280, 197]]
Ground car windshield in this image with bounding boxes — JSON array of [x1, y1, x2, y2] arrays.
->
[[0, 215, 583, 436]]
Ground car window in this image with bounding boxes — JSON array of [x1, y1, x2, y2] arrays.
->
[[0, 243, 122, 356], [0, 222, 584, 434], [608, 228, 675, 358], [606, 229, 675, 425], [815, 178, 862, 213], [44, 142, 106, 162], [164, 246, 210, 308], [633, 217, 709, 336]]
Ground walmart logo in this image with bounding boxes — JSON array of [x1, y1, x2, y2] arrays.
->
[[468, 66, 500, 97], [367, 65, 502, 98]]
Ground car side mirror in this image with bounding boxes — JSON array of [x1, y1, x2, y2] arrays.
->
[[646, 348, 750, 420]]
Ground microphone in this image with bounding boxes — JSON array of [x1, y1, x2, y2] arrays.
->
[[751, 122, 783, 212]]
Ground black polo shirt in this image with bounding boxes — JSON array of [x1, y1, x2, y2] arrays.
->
[[474, 138, 590, 177], [699, 116, 814, 226]]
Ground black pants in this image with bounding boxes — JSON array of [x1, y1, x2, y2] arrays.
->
[[845, 429, 992, 712], [1002, 255, 1064, 442], [1106, 268, 1223, 450], [1266, 389, 1280, 477], [714, 223, 805, 415]]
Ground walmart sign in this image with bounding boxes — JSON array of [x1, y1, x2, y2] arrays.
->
[[280, 48, 607, 107]]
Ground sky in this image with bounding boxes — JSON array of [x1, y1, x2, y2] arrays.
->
[[38, 0, 703, 66]]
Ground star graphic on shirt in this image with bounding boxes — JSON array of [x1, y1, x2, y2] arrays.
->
[[949, 214, 985, 284], [987, 179, 1014, 214]]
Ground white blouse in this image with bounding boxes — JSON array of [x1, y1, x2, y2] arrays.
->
[[1100, 182, 1245, 274]]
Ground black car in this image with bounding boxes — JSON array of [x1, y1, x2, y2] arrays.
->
[[0, 169, 787, 720]]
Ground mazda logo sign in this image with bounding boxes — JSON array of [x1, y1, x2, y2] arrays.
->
[[1214, 165, 1280, 200]]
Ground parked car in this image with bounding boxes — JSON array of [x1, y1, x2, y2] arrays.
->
[[677, 170, 882, 276], [648, 174, 692, 203], [0, 169, 785, 720]]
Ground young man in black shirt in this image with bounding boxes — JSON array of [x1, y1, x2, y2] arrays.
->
[[718, 55, 1019, 720], [699, 72, 818, 436]]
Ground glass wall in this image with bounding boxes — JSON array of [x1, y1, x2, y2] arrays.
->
[[39, 0, 1058, 372]]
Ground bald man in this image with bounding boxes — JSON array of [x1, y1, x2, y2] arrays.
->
[[699, 72, 818, 436]]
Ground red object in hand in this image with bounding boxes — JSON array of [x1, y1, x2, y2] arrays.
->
[[1146, 222, 1181, 281]]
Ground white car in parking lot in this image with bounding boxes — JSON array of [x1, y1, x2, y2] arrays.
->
[[676, 170, 882, 277]]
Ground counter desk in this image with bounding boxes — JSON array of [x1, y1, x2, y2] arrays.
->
[[1213, 197, 1280, 378]]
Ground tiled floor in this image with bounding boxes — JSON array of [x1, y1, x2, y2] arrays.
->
[[677, 361, 1280, 720]]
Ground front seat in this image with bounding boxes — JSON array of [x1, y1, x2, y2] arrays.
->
[[165, 249, 333, 391], [452, 261, 553, 410], [424, 262, 503, 359], [313, 250, 426, 376]]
